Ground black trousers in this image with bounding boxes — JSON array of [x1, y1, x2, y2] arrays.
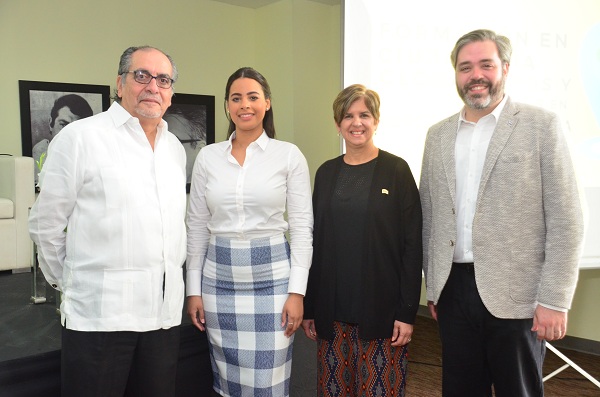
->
[[61, 326, 180, 397], [436, 263, 545, 397]]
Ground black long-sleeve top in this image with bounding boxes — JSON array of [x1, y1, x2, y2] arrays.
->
[[304, 150, 423, 340]]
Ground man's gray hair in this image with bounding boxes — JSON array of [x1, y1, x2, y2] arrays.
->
[[112, 45, 178, 103], [450, 29, 512, 70]]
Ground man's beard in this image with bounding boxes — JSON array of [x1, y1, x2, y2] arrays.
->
[[136, 107, 162, 119], [458, 77, 505, 110], [135, 93, 163, 119]]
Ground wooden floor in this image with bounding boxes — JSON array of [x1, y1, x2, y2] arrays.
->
[[291, 314, 600, 396]]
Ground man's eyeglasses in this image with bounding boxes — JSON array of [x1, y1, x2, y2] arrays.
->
[[126, 70, 174, 89]]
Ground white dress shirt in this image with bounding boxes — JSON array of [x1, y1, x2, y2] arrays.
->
[[29, 102, 187, 331], [186, 131, 313, 296], [453, 96, 507, 263]]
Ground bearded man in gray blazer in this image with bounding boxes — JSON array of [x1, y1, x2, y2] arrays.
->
[[420, 29, 584, 397]]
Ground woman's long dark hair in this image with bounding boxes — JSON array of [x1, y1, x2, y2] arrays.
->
[[224, 67, 275, 138]]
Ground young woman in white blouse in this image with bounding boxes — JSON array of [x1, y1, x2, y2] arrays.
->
[[185, 67, 313, 397]]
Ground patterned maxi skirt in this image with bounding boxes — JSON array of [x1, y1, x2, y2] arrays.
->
[[317, 321, 408, 397], [202, 234, 293, 397]]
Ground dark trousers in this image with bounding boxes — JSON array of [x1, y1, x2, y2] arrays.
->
[[61, 326, 181, 397], [436, 263, 545, 397]]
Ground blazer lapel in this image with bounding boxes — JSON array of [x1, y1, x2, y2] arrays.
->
[[477, 98, 519, 201], [440, 115, 458, 206]]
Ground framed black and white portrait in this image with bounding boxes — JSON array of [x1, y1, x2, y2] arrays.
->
[[19, 80, 110, 183], [164, 93, 215, 192]]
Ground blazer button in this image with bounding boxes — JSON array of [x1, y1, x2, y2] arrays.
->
[[450, 240, 455, 247]]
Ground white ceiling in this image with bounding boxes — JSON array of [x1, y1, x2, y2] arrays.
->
[[211, 0, 340, 9]]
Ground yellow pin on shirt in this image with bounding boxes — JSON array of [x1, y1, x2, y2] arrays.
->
[[382, 189, 389, 195]]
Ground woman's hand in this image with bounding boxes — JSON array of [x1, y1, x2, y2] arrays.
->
[[391, 320, 413, 347], [301, 319, 317, 341], [281, 293, 304, 337], [187, 295, 206, 332]]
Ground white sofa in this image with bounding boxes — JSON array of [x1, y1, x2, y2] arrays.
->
[[0, 156, 35, 271]]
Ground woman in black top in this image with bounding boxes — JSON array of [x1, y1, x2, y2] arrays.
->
[[302, 84, 422, 397]]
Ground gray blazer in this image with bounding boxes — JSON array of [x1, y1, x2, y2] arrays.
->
[[420, 97, 584, 319]]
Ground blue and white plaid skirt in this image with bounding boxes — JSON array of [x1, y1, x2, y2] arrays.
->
[[202, 234, 293, 397]]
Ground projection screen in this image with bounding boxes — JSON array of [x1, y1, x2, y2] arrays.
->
[[343, 0, 600, 267]]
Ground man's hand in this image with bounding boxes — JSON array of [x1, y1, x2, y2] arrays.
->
[[532, 305, 567, 341], [186, 296, 206, 331], [428, 300, 438, 321]]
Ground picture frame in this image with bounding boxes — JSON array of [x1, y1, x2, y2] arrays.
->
[[164, 93, 215, 192], [18, 80, 110, 183]]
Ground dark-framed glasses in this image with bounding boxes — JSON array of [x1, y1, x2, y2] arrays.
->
[[127, 70, 174, 89]]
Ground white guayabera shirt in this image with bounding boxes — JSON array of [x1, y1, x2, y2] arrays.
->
[[29, 102, 188, 332]]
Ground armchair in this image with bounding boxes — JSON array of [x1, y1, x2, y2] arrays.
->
[[0, 156, 35, 271]]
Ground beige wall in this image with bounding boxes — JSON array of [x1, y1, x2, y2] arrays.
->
[[567, 269, 600, 342], [253, 0, 341, 178], [0, 0, 341, 178], [2, 0, 598, 344]]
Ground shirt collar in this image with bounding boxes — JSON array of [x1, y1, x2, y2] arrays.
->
[[108, 102, 131, 127], [109, 102, 167, 133], [459, 94, 509, 125], [226, 130, 269, 151]]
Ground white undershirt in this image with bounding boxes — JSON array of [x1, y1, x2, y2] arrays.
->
[[453, 96, 507, 263]]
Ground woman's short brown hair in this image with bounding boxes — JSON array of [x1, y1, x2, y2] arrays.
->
[[333, 84, 380, 125]]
